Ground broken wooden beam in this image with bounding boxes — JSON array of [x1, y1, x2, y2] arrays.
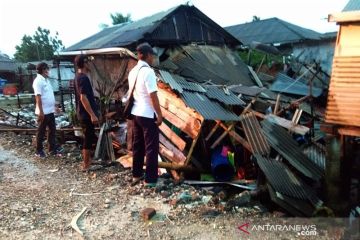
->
[[158, 161, 199, 172], [159, 123, 186, 151], [159, 144, 186, 164], [210, 122, 234, 149], [217, 121, 252, 152], [159, 134, 186, 164], [266, 114, 309, 135], [161, 106, 200, 139], [205, 121, 220, 141]]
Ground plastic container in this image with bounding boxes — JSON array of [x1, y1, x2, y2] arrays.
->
[[0, 79, 7, 94], [3, 83, 17, 95], [211, 147, 234, 182]]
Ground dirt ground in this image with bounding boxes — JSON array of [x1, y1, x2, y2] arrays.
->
[[0, 132, 350, 240]]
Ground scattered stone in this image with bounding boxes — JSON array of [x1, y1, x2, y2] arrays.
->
[[140, 208, 156, 221]]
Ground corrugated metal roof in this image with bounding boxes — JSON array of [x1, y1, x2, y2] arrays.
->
[[261, 120, 324, 180], [66, 5, 240, 51], [325, 56, 360, 127], [181, 90, 240, 121], [229, 85, 264, 97], [0, 54, 16, 72], [270, 73, 323, 97], [303, 145, 326, 171], [66, 7, 176, 51], [164, 45, 254, 86], [158, 70, 183, 93], [240, 112, 271, 155], [205, 85, 245, 105], [175, 75, 206, 92], [225, 17, 321, 45], [255, 154, 320, 203], [343, 0, 360, 12]]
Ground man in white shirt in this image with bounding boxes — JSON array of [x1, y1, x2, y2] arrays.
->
[[128, 43, 163, 187], [32, 62, 62, 158]]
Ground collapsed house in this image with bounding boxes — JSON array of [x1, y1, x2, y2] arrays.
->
[[54, 4, 356, 217]]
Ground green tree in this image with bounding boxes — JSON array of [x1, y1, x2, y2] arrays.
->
[[252, 16, 261, 22], [14, 27, 64, 62], [110, 12, 132, 25]]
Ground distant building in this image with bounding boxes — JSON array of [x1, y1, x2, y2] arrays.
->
[[0, 53, 16, 82], [225, 18, 337, 76]]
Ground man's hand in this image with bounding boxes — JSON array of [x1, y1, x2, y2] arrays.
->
[[37, 112, 44, 122], [155, 114, 163, 126], [90, 115, 99, 125]]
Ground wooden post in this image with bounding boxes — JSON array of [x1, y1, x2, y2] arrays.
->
[[205, 121, 221, 141], [184, 128, 202, 166], [274, 94, 281, 115], [325, 134, 346, 214], [210, 122, 233, 149]]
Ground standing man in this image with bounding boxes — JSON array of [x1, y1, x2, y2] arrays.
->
[[74, 55, 99, 171], [128, 43, 163, 187], [33, 62, 63, 158]]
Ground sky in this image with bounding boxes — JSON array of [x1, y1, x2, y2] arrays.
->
[[0, 0, 348, 57]]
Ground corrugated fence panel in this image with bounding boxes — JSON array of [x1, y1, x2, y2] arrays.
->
[[326, 56, 360, 127]]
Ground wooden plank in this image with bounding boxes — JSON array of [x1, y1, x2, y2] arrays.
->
[[184, 128, 202, 166], [328, 11, 360, 23], [157, 86, 203, 121], [159, 144, 185, 164], [274, 94, 281, 115], [210, 123, 233, 149], [266, 114, 309, 135], [159, 123, 186, 151], [158, 161, 199, 172], [217, 121, 252, 152], [338, 127, 360, 137], [205, 121, 220, 141], [320, 123, 338, 135], [325, 118, 360, 127], [159, 134, 186, 164], [248, 66, 263, 87], [161, 106, 200, 139]]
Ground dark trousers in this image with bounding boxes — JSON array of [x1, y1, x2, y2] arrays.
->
[[36, 113, 56, 152], [80, 119, 97, 150], [132, 116, 159, 183]]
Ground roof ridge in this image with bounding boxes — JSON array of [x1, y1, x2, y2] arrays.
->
[[277, 18, 320, 40]]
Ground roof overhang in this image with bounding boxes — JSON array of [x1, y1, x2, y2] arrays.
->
[[58, 47, 137, 59], [328, 10, 360, 23]]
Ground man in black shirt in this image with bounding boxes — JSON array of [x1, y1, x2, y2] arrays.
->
[[74, 55, 99, 171]]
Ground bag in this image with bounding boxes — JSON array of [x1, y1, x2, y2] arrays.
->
[[123, 94, 134, 120], [122, 66, 146, 120]]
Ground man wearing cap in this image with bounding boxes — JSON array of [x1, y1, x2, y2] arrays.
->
[[74, 55, 99, 171], [128, 43, 163, 187], [32, 62, 63, 158]]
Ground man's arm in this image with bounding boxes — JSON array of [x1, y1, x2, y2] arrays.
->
[[150, 92, 163, 126], [80, 94, 99, 124], [35, 95, 44, 122]]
